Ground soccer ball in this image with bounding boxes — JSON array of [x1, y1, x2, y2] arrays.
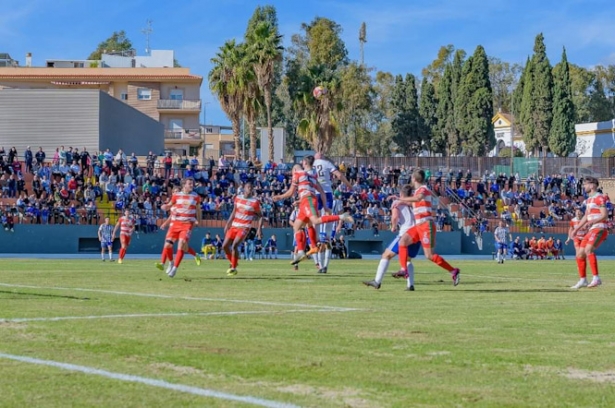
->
[[313, 86, 327, 100], [208, 254, 214, 260]]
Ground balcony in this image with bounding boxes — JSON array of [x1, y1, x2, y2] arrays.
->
[[165, 128, 202, 141], [157, 99, 201, 111]]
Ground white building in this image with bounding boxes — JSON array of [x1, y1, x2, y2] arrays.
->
[[492, 112, 615, 158], [45, 49, 175, 69]]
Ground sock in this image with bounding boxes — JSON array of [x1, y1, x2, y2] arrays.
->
[[320, 215, 340, 223], [108, 252, 113, 260], [231, 253, 239, 268], [407, 262, 415, 287], [324, 248, 332, 268], [313, 251, 320, 266], [431, 254, 454, 272], [587, 253, 599, 277], [101, 252, 105, 260], [398, 245, 408, 272], [225, 249, 232, 263], [187, 247, 196, 256], [576, 257, 587, 279], [174, 249, 184, 267], [375, 258, 389, 283], [307, 227, 318, 249], [119, 248, 125, 260], [295, 230, 306, 252]]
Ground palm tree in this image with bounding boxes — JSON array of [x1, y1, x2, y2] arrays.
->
[[209, 40, 245, 160], [295, 66, 341, 153], [240, 45, 262, 161], [247, 21, 283, 161]]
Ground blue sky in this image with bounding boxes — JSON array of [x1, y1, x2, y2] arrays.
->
[[1, 0, 614, 126]]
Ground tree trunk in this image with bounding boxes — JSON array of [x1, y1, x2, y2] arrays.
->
[[265, 88, 274, 162], [248, 111, 258, 161], [232, 116, 242, 160]]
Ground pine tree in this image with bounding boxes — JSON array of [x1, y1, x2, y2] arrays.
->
[[549, 48, 576, 157], [530, 33, 553, 156], [419, 77, 438, 153]]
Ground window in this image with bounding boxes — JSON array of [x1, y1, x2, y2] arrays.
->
[[170, 89, 183, 100], [496, 132, 505, 139], [120, 93, 128, 101], [137, 88, 152, 100]]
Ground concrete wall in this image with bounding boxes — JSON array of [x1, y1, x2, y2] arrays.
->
[[99, 92, 164, 155], [0, 227, 463, 256], [0, 89, 99, 155]]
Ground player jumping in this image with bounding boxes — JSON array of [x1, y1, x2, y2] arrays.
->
[[313, 152, 352, 274]]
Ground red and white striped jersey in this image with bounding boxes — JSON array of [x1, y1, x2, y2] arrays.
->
[[570, 217, 587, 238], [412, 185, 433, 224], [231, 196, 261, 229], [292, 170, 317, 199], [118, 215, 135, 236], [586, 193, 607, 230], [171, 191, 201, 224]]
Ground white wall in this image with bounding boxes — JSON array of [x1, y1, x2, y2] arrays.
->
[[259, 127, 285, 163]]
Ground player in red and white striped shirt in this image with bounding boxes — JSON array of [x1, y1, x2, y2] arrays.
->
[[113, 209, 135, 264], [394, 169, 460, 286], [223, 182, 263, 275], [273, 156, 354, 266], [159, 178, 201, 278], [569, 177, 608, 289]]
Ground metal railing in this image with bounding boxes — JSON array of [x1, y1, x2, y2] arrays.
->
[[164, 128, 202, 140], [157, 99, 201, 110], [329, 156, 615, 179]]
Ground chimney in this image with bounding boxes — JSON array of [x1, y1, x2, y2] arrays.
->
[[26, 53, 32, 67]]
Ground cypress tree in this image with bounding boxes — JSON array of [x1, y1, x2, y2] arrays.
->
[[435, 64, 459, 155], [530, 33, 553, 155], [391, 75, 410, 154], [404, 73, 423, 154], [512, 56, 529, 132], [454, 55, 473, 154], [455, 46, 495, 156], [549, 47, 576, 157], [419, 77, 438, 152], [521, 57, 537, 153]]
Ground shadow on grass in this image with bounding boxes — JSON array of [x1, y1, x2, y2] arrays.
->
[[0, 290, 91, 300]]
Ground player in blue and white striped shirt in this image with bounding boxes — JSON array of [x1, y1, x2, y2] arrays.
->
[[494, 220, 512, 264], [98, 217, 115, 261]]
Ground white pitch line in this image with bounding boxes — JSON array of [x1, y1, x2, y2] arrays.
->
[[461, 274, 570, 283], [0, 308, 354, 324], [0, 283, 359, 312], [0, 352, 300, 408]]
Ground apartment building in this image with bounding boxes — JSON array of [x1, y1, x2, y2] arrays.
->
[[0, 50, 203, 156]]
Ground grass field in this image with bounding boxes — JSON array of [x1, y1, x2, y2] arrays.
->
[[1, 256, 615, 407]]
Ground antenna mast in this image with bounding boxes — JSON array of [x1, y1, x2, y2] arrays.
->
[[142, 19, 153, 55], [359, 22, 367, 66]]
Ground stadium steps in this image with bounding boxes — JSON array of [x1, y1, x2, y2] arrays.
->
[[97, 200, 117, 223]]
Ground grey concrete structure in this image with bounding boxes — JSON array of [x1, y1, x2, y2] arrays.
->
[[0, 89, 163, 156]]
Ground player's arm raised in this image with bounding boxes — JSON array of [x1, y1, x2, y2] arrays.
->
[[272, 184, 296, 202], [332, 169, 353, 190]]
